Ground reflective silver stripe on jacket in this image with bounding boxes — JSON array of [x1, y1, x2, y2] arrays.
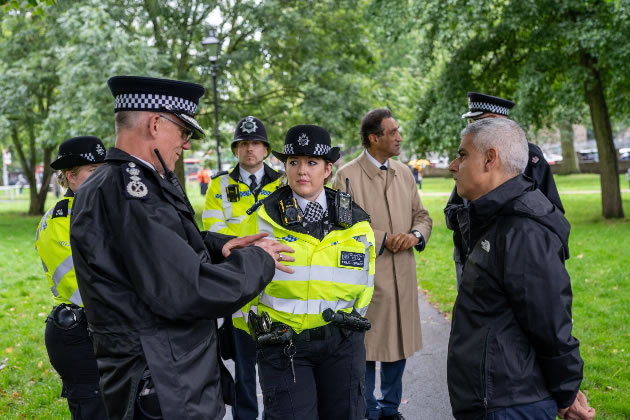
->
[[219, 175, 232, 220], [50, 255, 74, 297], [202, 209, 224, 220], [232, 305, 257, 321], [273, 265, 373, 287], [69, 288, 83, 306], [260, 294, 356, 315]]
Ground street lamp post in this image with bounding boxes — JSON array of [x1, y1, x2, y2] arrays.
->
[[202, 30, 222, 171]]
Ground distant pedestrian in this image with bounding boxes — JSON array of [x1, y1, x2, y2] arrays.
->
[[197, 167, 210, 195], [334, 109, 433, 420], [447, 118, 595, 420], [16, 173, 26, 194]]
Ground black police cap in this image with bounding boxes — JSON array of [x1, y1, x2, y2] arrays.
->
[[462, 92, 515, 119], [51, 136, 107, 170], [272, 124, 340, 163], [108, 75, 206, 139]]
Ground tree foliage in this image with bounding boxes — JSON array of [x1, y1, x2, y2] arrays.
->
[[373, 0, 629, 217]]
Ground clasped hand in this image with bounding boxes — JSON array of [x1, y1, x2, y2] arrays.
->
[[385, 232, 417, 254], [222, 232, 295, 273]]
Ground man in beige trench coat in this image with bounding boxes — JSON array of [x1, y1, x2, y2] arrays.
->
[[333, 108, 432, 420]]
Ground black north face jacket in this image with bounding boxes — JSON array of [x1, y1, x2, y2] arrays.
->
[[447, 175, 583, 419]]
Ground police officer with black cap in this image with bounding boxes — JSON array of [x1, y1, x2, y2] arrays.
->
[[247, 125, 375, 420], [35, 136, 108, 420], [69, 76, 294, 420], [202, 115, 281, 420], [446, 92, 565, 286]]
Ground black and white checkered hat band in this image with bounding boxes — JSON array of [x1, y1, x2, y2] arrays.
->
[[114, 94, 197, 114], [469, 101, 510, 116], [282, 143, 331, 155]]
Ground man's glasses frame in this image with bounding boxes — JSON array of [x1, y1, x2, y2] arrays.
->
[[159, 114, 193, 142]]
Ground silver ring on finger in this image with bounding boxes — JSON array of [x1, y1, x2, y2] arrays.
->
[[277, 253, 283, 262]]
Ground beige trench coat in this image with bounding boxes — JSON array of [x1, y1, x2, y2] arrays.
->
[[333, 152, 432, 362]]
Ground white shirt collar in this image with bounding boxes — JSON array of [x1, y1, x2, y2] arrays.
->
[[365, 149, 387, 169], [131, 154, 156, 172], [292, 188, 327, 213], [239, 165, 265, 186]]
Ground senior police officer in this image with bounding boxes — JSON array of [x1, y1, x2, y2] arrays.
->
[[202, 116, 281, 420], [248, 125, 375, 420], [445, 92, 565, 287], [36, 136, 108, 420], [70, 75, 294, 420]]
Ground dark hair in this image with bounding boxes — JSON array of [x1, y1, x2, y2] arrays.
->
[[360, 108, 393, 149]]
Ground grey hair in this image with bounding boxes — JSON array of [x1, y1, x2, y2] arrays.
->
[[460, 118, 528, 175], [114, 111, 148, 134]]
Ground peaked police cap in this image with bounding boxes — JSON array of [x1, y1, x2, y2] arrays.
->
[[108, 75, 206, 139], [462, 92, 515, 119], [51, 136, 107, 170], [272, 124, 340, 163]]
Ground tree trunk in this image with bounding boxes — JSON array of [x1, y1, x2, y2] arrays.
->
[[557, 121, 580, 175], [581, 51, 623, 219]]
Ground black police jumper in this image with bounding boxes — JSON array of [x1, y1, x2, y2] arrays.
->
[[70, 148, 276, 420]]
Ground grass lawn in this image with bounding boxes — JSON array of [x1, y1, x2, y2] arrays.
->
[[0, 174, 628, 418]]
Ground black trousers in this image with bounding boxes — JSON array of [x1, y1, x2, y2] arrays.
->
[[257, 329, 366, 420], [45, 315, 108, 420]]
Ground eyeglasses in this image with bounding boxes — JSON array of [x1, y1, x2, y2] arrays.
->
[[159, 114, 193, 142]]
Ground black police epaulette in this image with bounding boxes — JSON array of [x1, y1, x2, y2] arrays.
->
[[211, 170, 229, 180], [122, 161, 149, 200], [51, 199, 69, 219]]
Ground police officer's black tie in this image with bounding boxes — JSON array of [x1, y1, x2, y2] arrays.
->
[[249, 174, 258, 192], [380, 165, 387, 170], [303, 202, 324, 223]]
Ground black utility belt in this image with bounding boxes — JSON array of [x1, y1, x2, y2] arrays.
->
[[249, 309, 370, 348], [47, 303, 85, 330]]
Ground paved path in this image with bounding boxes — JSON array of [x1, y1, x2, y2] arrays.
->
[[222, 292, 453, 419]]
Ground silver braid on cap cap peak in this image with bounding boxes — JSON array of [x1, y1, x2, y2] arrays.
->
[[114, 94, 197, 114]]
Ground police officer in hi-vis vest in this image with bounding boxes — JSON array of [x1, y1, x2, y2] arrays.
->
[[247, 125, 375, 420], [35, 136, 108, 420], [202, 116, 281, 420]]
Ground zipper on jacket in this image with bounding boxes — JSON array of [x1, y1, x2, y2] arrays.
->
[[482, 328, 490, 418]]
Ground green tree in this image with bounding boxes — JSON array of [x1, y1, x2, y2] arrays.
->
[[378, 0, 628, 218], [0, 1, 161, 214]]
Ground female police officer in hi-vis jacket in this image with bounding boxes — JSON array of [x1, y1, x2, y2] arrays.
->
[[247, 125, 375, 420], [35, 136, 108, 420]]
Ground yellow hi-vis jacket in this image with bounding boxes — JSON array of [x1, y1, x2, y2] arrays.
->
[[202, 164, 281, 331], [34, 192, 82, 306], [252, 186, 375, 334], [202, 164, 282, 236]]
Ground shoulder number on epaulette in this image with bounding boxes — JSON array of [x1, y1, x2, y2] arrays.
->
[[51, 199, 69, 219], [122, 162, 149, 199]]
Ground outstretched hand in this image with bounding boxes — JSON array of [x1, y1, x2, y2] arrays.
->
[[222, 232, 295, 274]]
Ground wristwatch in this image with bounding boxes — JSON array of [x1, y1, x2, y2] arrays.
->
[[411, 230, 425, 252]]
